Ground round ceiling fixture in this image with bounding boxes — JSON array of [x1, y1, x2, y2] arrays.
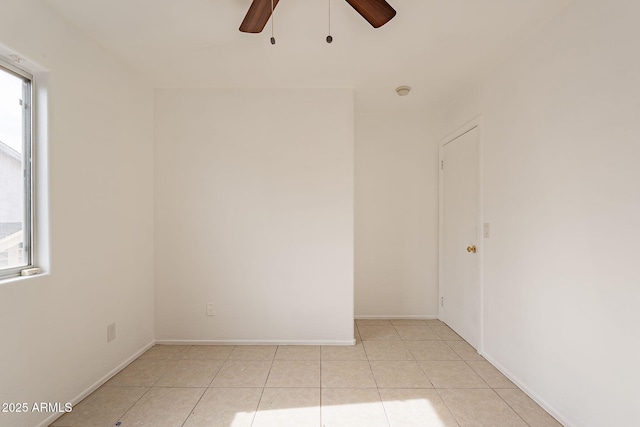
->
[[395, 86, 411, 96]]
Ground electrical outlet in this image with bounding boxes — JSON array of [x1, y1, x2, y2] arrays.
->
[[206, 303, 215, 316], [107, 322, 116, 342]]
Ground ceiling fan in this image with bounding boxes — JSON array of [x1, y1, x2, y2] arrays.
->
[[239, 0, 396, 33]]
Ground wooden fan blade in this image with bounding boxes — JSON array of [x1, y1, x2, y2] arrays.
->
[[344, 0, 396, 28], [239, 0, 280, 33]]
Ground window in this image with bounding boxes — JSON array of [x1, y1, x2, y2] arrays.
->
[[0, 58, 34, 278]]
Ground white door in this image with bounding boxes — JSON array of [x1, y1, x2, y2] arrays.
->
[[441, 126, 481, 349]]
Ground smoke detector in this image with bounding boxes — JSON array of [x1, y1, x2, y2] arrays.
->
[[395, 86, 411, 96]]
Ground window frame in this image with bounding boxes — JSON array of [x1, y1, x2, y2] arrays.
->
[[0, 57, 35, 279]]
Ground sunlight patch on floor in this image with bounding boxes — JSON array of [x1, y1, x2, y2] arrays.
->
[[231, 397, 447, 427]]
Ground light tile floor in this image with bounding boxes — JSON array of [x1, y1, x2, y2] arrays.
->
[[51, 319, 563, 427]]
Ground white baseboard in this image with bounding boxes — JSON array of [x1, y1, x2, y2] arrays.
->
[[155, 339, 356, 346], [481, 352, 572, 427], [355, 314, 439, 320], [40, 340, 155, 427]]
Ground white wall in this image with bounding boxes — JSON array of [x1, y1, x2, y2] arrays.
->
[[441, 0, 640, 425], [0, 1, 155, 426], [355, 106, 440, 317], [154, 89, 354, 343]]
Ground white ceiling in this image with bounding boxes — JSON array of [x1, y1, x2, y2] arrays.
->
[[42, 0, 570, 111]]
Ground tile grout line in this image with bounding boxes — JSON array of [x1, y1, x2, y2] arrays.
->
[[430, 336, 530, 426], [178, 388, 206, 427], [149, 348, 188, 387], [179, 344, 237, 427], [433, 388, 463, 427], [412, 332, 493, 423], [249, 346, 278, 426], [461, 359, 490, 389], [361, 328, 392, 427], [444, 340, 467, 360], [112, 346, 188, 426], [56, 325, 551, 427], [492, 388, 534, 427], [205, 345, 235, 387], [55, 385, 152, 427], [410, 345, 437, 390]]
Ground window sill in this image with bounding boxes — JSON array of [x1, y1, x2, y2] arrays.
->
[[0, 269, 47, 285]]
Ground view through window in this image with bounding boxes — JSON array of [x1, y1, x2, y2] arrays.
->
[[0, 59, 32, 276]]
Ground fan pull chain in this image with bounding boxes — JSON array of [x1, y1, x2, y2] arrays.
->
[[270, 0, 276, 44], [326, 0, 333, 43]]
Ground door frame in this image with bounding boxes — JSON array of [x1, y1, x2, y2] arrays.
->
[[438, 116, 484, 353]]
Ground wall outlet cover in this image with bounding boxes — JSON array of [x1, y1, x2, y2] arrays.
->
[[107, 322, 116, 342]]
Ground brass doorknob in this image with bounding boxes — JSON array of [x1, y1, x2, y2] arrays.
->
[[466, 245, 477, 253]]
